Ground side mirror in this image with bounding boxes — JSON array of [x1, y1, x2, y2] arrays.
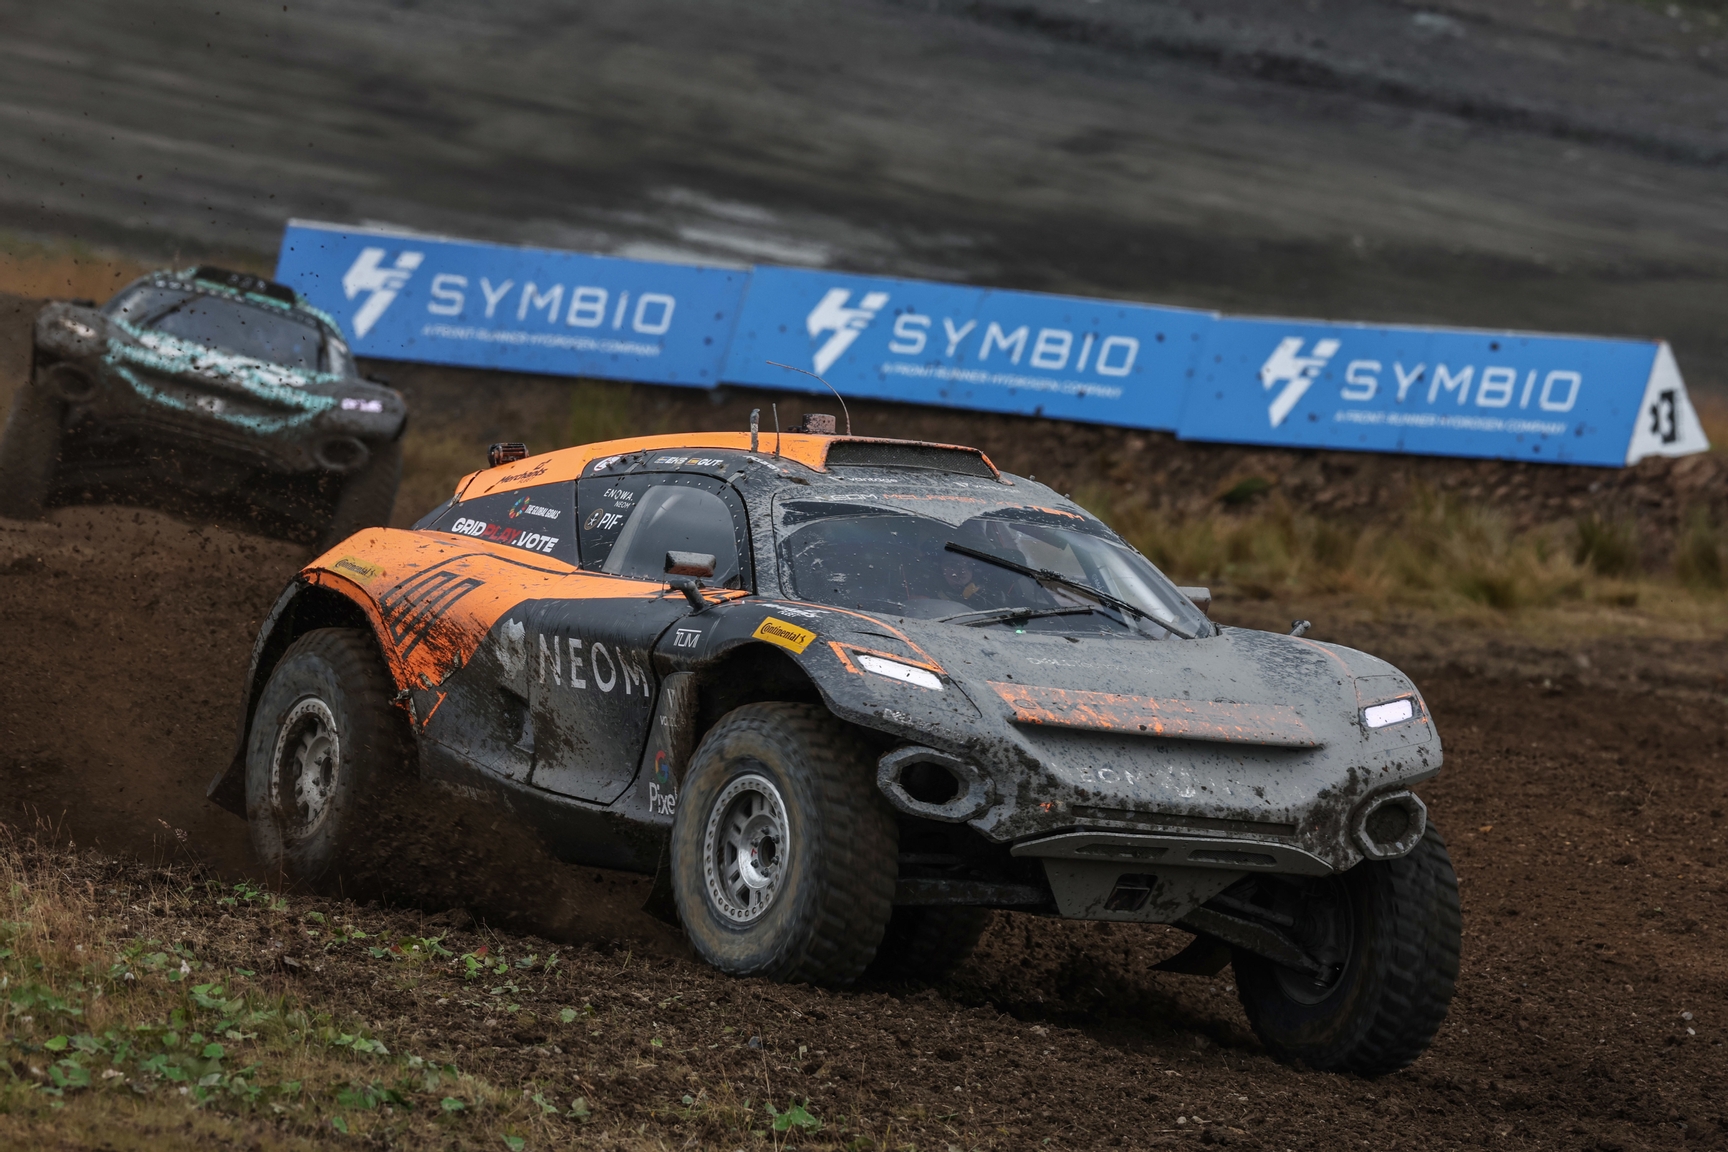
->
[[665, 551, 717, 578], [1178, 586, 1212, 616]]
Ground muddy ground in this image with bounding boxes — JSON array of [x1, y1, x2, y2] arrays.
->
[[2, 495, 1726, 1149]]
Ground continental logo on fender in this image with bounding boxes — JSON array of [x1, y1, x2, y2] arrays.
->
[[752, 616, 816, 654], [332, 556, 383, 582]]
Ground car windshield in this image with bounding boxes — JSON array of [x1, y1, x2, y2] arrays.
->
[[777, 502, 1212, 638], [147, 293, 325, 371]]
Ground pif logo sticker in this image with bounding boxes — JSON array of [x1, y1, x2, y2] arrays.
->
[[752, 616, 816, 654]]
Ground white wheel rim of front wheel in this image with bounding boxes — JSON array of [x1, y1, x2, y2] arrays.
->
[[702, 771, 789, 925], [270, 696, 341, 837]]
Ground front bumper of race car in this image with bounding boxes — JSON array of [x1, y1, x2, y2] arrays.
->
[[805, 616, 1442, 911], [34, 302, 405, 475]]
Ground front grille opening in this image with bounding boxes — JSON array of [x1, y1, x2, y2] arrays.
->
[[1076, 843, 1168, 861], [1072, 805, 1298, 838], [900, 761, 962, 806], [1188, 849, 1278, 867]]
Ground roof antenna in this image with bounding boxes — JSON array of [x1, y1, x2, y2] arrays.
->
[[771, 403, 781, 456], [766, 361, 851, 435], [750, 407, 760, 454]]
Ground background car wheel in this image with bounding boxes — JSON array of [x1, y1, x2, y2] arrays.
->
[[244, 627, 409, 888], [866, 906, 992, 981], [1231, 822, 1461, 1075], [0, 377, 64, 519], [318, 436, 402, 550], [671, 702, 898, 985]]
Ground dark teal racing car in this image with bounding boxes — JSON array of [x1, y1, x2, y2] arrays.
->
[[0, 266, 404, 546]]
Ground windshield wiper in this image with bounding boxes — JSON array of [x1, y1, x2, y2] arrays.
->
[[940, 605, 1102, 628], [943, 542, 1201, 641]]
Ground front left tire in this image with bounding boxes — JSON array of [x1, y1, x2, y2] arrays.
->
[[670, 702, 898, 985], [244, 627, 408, 888]]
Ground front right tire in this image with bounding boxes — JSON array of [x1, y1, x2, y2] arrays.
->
[[671, 703, 898, 985]]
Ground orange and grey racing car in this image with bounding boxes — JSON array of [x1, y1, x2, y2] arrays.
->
[[208, 424, 1460, 1075]]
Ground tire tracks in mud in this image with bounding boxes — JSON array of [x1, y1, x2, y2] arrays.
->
[[1, 497, 1725, 1148]]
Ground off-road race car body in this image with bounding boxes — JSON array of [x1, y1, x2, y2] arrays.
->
[[0, 266, 405, 546], [211, 429, 1460, 1074]]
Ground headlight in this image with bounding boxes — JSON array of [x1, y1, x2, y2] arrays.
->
[[1362, 697, 1415, 729], [856, 653, 943, 692], [58, 317, 98, 339]]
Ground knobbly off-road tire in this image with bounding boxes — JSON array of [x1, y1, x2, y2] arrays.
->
[[867, 906, 992, 982], [244, 627, 410, 890], [671, 702, 898, 985], [318, 436, 402, 550], [1232, 823, 1461, 1075], [0, 377, 64, 519]]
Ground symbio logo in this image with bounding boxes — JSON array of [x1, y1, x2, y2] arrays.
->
[[806, 288, 889, 374], [343, 247, 425, 337], [1260, 336, 1341, 427]]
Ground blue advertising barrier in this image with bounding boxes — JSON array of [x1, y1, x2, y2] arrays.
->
[[720, 266, 1213, 431], [275, 221, 747, 387], [273, 222, 1707, 466], [1178, 317, 1706, 466]]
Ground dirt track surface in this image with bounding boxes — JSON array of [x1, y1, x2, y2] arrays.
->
[[2, 498, 1727, 1148], [3, 0, 1727, 393]]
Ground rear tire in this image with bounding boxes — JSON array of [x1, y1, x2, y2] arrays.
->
[[318, 436, 401, 550], [1232, 823, 1461, 1075], [0, 376, 64, 519], [671, 703, 898, 985], [244, 627, 409, 889], [867, 906, 992, 981]]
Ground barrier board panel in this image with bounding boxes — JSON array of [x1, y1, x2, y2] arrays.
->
[[1178, 317, 1707, 466], [720, 266, 1213, 431], [275, 221, 745, 387]]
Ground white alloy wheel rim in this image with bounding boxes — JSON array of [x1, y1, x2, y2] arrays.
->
[[702, 770, 790, 925], [271, 696, 341, 836]]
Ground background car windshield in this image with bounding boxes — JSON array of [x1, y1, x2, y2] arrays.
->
[[779, 506, 1210, 636], [105, 285, 193, 323], [148, 294, 324, 370]]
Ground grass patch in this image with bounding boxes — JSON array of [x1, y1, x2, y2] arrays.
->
[[1080, 483, 1725, 616]]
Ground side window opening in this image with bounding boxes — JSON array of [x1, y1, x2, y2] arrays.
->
[[578, 474, 749, 589]]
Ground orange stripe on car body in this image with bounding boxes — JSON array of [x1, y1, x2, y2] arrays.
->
[[303, 527, 677, 694], [989, 682, 1321, 748]]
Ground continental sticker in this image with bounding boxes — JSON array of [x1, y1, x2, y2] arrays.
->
[[752, 616, 816, 654], [332, 556, 384, 582]]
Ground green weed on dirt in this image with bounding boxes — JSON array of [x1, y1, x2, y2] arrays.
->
[[0, 830, 555, 1149], [0, 829, 926, 1151]]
